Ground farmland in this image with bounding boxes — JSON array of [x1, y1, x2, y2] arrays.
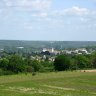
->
[[0, 71, 96, 96]]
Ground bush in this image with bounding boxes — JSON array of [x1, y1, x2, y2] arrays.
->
[[0, 69, 14, 76]]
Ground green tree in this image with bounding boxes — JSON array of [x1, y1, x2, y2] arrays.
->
[[27, 59, 43, 72], [8, 55, 25, 73], [54, 55, 70, 71], [70, 58, 78, 70], [90, 52, 96, 68], [41, 61, 54, 72], [75, 55, 89, 69], [0, 58, 9, 70]]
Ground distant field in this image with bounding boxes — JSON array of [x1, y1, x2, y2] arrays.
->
[[0, 71, 96, 96], [0, 40, 96, 49]]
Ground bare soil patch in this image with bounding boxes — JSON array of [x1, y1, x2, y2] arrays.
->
[[80, 69, 96, 72]]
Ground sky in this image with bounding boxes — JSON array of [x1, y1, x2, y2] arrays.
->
[[0, 0, 96, 41]]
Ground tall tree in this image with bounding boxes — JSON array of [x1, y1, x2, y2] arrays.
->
[[8, 55, 25, 73], [54, 55, 70, 71], [75, 55, 89, 69]]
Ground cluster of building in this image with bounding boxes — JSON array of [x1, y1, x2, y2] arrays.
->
[[42, 48, 92, 55], [63, 48, 91, 55], [30, 55, 55, 62], [30, 48, 93, 62], [0, 47, 94, 62], [42, 48, 60, 55]]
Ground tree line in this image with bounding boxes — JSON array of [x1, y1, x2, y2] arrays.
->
[[54, 53, 96, 71], [0, 55, 54, 75], [0, 52, 96, 75]]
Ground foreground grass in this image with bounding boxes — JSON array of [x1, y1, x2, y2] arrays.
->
[[0, 71, 96, 96]]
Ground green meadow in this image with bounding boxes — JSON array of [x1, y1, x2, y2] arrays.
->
[[0, 71, 96, 96]]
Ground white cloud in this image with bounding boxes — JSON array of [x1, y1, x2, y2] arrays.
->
[[39, 12, 48, 17], [3, 0, 52, 11], [64, 6, 89, 16], [79, 17, 90, 23], [4, 0, 13, 6], [26, 26, 33, 30], [52, 6, 89, 16], [32, 12, 48, 17], [47, 6, 96, 27]]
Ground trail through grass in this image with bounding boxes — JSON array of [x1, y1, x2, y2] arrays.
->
[[0, 71, 96, 96]]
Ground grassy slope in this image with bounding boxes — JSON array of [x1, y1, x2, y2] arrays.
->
[[0, 71, 96, 96]]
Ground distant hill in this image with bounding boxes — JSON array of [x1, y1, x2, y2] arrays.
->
[[0, 40, 96, 49]]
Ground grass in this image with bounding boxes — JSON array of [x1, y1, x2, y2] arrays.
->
[[0, 71, 96, 96]]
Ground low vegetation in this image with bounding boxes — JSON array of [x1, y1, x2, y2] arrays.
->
[[0, 71, 96, 96]]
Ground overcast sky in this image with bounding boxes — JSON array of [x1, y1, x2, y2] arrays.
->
[[0, 0, 96, 41]]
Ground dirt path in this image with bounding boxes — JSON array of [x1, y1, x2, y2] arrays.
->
[[80, 69, 96, 72]]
